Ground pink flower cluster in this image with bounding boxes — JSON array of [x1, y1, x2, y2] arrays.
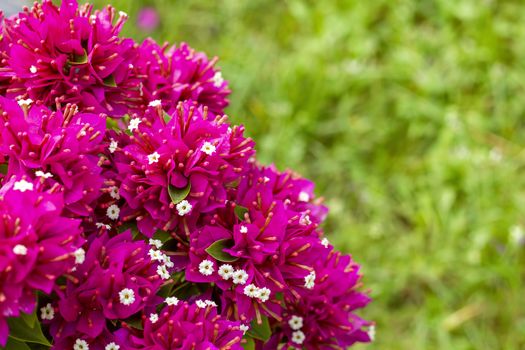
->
[[0, 1, 372, 349]]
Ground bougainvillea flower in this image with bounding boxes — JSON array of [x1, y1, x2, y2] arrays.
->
[[113, 101, 254, 236], [0, 0, 140, 116], [48, 231, 162, 345], [0, 177, 83, 346], [133, 39, 230, 115], [115, 301, 244, 349], [0, 97, 105, 217]]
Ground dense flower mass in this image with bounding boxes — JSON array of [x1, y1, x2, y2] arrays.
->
[[0, 1, 372, 348], [0, 97, 105, 217], [134, 39, 231, 115], [0, 0, 139, 116], [0, 177, 83, 346], [113, 101, 254, 236]]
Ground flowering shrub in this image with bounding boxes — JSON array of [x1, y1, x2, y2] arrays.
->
[[0, 1, 373, 349]]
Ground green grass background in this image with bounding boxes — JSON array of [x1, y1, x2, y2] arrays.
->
[[93, 1, 525, 348]]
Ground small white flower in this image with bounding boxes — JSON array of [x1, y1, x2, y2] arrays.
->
[[212, 71, 224, 87], [205, 300, 217, 307], [148, 151, 160, 165], [17, 98, 33, 108], [109, 186, 120, 200], [299, 214, 312, 226], [148, 100, 162, 107], [218, 264, 234, 280], [74, 248, 86, 264], [288, 315, 303, 330], [367, 325, 375, 341], [149, 239, 162, 249], [118, 11, 128, 17], [149, 313, 159, 323], [35, 170, 53, 179], [199, 259, 214, 276], [105, 342, 120, 350], [262, 176, 270, 183], [239, 324, 249, 335], [95, 222, 111, 230], [148, 249, 165, 262], [243, 284, 261, 298], [163, 256, 174, 268], [74, 339, 89, 350], [239, 225, 248, 234], [257, 287, 271, 302], [14, 179, 33, 192], [176, 200, 192, 216], [40, 303, 54, 320], [298, 191, 310, 202], [232, 269, 249, 285], [29, 65, 37, 73], [118, 288, 135, 306], [128, 118, 141, 132], [12, 244, 28, 256], [165, 296, 179, 306], [157, 264, 170, 280], [109, 138, 118, 153], [106, 204, 120, 220], [304, 271, 316, 290], [196, 300, 207, 308], [201, 141, 216, 156], [321, 237, 329, 248], [291, 330, 305, 345]]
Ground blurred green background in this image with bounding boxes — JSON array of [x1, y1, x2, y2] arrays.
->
[[93, 1, 524, 349]]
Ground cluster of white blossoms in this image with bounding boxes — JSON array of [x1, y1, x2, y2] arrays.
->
[[288, 315, 306, 345], [196, 299, 217, 308], [304, 270, 316, 289], [13, 179, 33, 192], [35, 170, 53, 179], [243, 283, 271, 302], [165, 296, 179, 306], [74, 338, 120, 350], [215, 263, 249, 285], [148, 239, 174, 280]]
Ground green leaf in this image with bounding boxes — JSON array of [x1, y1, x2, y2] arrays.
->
[[123, 314, 143, 330], [7, 316, 51, 346], [205, 239, 238, 263], [242, 337, 255, 350], [234, 205, 249, 220], [1, 337, 31, 350], [247, 316, 271, 342], [106, 118, 119, 131], [168, 183, 191, 205], [20, 310, 37, 328], [0, 164, 7, 175], [69, 50, 88, 65], [102, 75, 117, 87], [153, 230, 172, 243]]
